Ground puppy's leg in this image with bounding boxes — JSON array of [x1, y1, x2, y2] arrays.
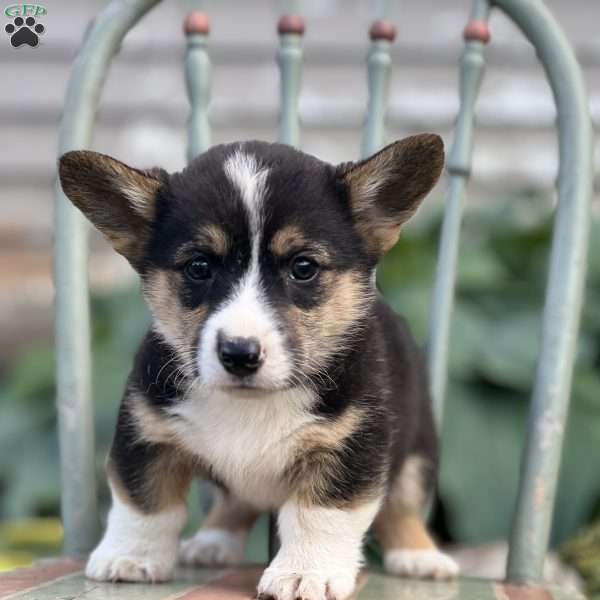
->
[[257, 497, 381, 600], [179, 486, 259, 566], [86, 405, 193, 582], [374, 455, 458, 580]]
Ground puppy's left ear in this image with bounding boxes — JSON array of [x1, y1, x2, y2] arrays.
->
[[338, 133, 444, 255]]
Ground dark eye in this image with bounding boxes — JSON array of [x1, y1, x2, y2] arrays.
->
[[184, 256, 212, 281], [290, 256, 319, 282]]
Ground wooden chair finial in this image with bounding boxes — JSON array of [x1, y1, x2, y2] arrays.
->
[[369, 20, 396, 42], [277, 14, 305, 36], [463, 20, 491, 43], [184, 11, 210, 36]]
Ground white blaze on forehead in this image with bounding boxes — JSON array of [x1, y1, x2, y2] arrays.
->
[[223, 150, 269, 286], [223, 149, 269, 235], [197, 150, 291, 389]]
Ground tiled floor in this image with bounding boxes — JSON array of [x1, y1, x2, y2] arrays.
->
[[0, 560, 586, 600]]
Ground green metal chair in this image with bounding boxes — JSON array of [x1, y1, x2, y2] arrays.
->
[[1, 0, 592, 598]]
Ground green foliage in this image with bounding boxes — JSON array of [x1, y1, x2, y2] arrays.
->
[[379, 194, 600, 547], [562, 518, 600, 595], [0, 286, 150, 520], [0, 194, 599, 571]]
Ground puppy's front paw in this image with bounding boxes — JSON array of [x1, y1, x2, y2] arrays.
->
[[257, 564, 356, 600], [86, 544, 175, 582], [384, 548, 459, 580], [179, 528, 244, 566]]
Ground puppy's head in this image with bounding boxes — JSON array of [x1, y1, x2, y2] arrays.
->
[[59, 135, 443, 393]]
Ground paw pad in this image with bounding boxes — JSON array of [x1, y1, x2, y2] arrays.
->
[[5, 16, 44, 48]]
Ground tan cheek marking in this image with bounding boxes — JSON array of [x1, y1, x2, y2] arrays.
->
[[143, 270, 208, 369], [199, 224, 230, 256], [270, 225, 308, 257], [182, 304, 209, 347], [287, 270, 372, 374], [144, 270, 186, 345]]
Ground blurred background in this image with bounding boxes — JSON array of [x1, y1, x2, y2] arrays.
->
[[0, 0, 599, 594]]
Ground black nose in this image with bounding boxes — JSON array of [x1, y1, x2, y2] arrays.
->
[[217, 335, 263, 377]]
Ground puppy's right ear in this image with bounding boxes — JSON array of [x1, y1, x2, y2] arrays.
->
[[59, 150, 166, 270]]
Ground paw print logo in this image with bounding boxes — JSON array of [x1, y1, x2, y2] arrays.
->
[[5, 16, 45, 47]]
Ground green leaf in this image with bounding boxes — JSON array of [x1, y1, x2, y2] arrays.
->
[[439, 382, 527, 542]]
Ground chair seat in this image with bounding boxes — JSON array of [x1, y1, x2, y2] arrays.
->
[[0, 560, 585, 600]]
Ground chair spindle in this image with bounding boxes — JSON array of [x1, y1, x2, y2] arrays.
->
[[277, 15, 305, 146], [427, 0, 491, 432], [361, 20, 396, 159], [55, 0, 162, 555], [184, 11, 212, 162]]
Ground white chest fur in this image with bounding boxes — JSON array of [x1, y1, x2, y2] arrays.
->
[[167, 387, 318, 509]]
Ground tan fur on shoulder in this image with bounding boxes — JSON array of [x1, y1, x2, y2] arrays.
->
[[107, 448, 194, 514], [286, 407, 384, 508]]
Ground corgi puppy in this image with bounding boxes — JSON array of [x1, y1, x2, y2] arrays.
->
[[58, 134, 458, 600]]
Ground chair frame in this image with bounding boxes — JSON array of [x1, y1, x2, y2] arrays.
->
[[53, 0, 592, 587]]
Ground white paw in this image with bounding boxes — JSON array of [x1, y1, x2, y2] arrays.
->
[[384, 548, 459, 580], [179, 528, 244, 566], [257, 565, 356, 600], [85, 487, 185, 582], [86, 544, 176, 582]]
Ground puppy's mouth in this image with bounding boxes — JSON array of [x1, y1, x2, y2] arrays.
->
[[217, 378, 291, 395]]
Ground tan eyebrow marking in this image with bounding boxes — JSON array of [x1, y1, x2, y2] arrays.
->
[[198, 224, 230, 256], [271, 225, 331, 264], [270, 225, 309, 256], [174, 225, 230, 263]]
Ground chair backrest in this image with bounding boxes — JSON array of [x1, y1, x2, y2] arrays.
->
[[53, 0, 593, 585]]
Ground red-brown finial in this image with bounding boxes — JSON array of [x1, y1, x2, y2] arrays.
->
[[463, 20, 490, 43], [369, 20, 396, 42], [184, 11, 210, 35], [278, 14, 305, 36]]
